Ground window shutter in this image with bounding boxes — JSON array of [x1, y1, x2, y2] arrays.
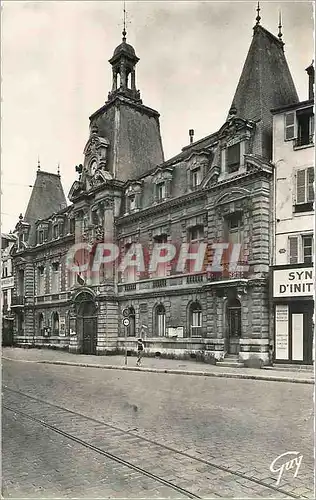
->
[[285, 112, 295, 140], [307, 167, 314, 202], [296, 169, 306, 204], [289, 236, 299, 264]]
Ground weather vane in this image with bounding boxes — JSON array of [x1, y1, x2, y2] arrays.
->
[[121, 1, 131, 41]]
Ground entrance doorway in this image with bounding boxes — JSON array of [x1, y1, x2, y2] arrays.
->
[[75, 293, 97, 355], [226, 298, 241, 354]]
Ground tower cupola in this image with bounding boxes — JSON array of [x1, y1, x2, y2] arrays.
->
[[108, 28, 141, 103]]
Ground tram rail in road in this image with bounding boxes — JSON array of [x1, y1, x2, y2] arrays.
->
[[2, 386, 302, 499]]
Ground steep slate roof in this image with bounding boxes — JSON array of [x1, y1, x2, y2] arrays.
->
[[228, 24, 299, 158], [230, 25, 298, 121], [24, 170, 67, 246]]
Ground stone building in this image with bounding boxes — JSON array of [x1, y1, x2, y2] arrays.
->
[[11, 13, 303, 364], [1, 233, 17, 345], [271, 63, 314, 365]]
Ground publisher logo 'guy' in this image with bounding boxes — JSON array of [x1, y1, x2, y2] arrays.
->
[[270, 451, 303, 486]]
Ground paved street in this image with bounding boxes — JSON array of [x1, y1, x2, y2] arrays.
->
[[2, 356, 314, 498]]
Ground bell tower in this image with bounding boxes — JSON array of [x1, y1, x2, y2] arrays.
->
[[108, 24, 141, 103]]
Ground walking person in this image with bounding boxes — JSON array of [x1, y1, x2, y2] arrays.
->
[[136, 338, 144, 366]]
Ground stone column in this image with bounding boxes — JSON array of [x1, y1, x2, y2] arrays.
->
[[131, 69, 136, 91]]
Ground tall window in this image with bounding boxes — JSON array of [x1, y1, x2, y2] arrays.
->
[[295, 167, 314, 212], [157, 182, 166, 202], [192, 168, 202, 188], [296, 109, 314, 147], [52, 312, 59, 335], [124, 244, 136, 283], [53, 225, 59, 239], [226, 144, 240, 173], [153, 234, 168, 277], [18, 269, 25, 296], [285, 109, 314, 146], [288, 234, 314, 264], [37, 266, 45, 295], [156, 304, 166, 337], [189, 302, 202, 337], [224, 213, 244, 265], [51, 263, 60, 293], [303, 236, 313, 264], [188, 226, 204, 273]]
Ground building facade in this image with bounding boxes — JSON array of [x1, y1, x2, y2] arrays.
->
[[271, 64, 314, 365], [11, 15, 306, 365], [1, 233, 17, 345]]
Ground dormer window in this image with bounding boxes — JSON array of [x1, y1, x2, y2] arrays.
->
[[192, 168, 202, 188], [38, 227, 48, 245], [157, 182, 166, 202], [226, 143, 240, 173], [53, 225, 59, 239], [129, 195, 136, 211]]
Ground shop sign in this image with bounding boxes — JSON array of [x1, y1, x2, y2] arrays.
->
[[1, 277, 14, 288], [273, 268, 314, 298]]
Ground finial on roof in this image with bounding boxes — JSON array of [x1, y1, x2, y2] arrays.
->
[[37, 156, 41, 171], [122, 1, 127, 41], [57, 163, 60, 176], [19, 213, 23, 221], [256, 1, 261, 25], [278, 11, 283, 40]]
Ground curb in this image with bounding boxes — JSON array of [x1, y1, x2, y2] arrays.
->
[[3, 357, 314, 384], [34, 359, 314, 384]]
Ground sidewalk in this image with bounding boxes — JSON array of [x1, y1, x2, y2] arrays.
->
[[2, 347, 314, 384]]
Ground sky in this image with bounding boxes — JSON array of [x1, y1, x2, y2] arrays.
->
[[1, 1, 314, 233]]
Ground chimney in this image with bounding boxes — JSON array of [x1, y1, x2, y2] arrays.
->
[[305, 61, 314, 100], [189, 129, 194, 144]]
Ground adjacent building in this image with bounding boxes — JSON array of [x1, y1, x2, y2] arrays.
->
[[10, 12, 309, 365], [271, 63, 314, 365], [1, 233, 17, 344]]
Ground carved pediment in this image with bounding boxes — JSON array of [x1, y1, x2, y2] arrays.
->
[[214, 187, 253, 216], [83, 134, 110, 169], [152, 166, 173, 183], [219, 117, 255, 143], [187, 150, 211, 170]]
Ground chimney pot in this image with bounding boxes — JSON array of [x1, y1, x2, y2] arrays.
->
[[189, 129, 194, 144], [305, 62, 314, 100]]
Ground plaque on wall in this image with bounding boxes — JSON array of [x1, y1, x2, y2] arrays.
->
[[275, 304, 289, 360]]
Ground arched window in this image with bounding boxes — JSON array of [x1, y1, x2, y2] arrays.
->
[[156, 304, 166, 337], [227, 298, 241, 337], [189, 302, 202, 337], [128, 306, 136, 337], [52, 312, 59, 335], [38, 313, 44, 335]]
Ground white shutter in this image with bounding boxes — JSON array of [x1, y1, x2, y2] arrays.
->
[[296, 169, 306, 204], [285, 112, 295, 140], [307, 167, 314, 202], [288, 237, 299, 264]]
